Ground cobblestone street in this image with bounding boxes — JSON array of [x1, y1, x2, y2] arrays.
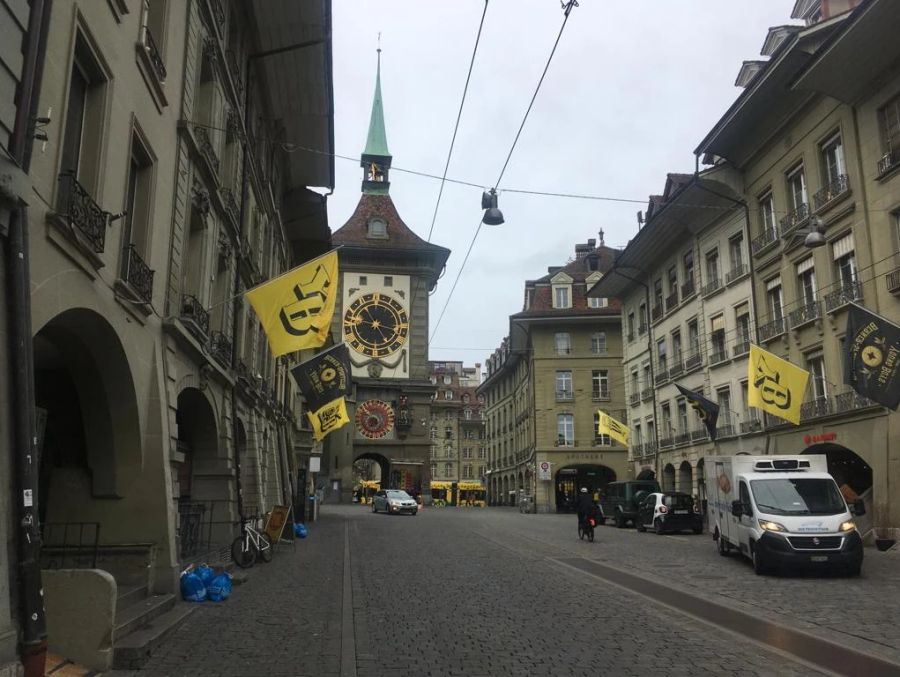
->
[[117, 505, 900, 676]]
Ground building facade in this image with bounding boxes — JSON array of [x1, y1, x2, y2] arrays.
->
[[480, 238, 629, 513]]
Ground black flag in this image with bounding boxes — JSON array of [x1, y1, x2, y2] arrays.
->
[[290, 344, 354, 440], [844, 303, 900, 410], [675, 383, 720, 441]]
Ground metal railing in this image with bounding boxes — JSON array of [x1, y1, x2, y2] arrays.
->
[[824, 279, 862, 313], [877, 148, 900, 177], [701, 278, 721, 296], [122, 244, 154, 302], [710, 348, 729, 365], [751, 227, 778, 256], [57, 173, 107, 253], [651, 304, 663, 322], [758, 317, 786, 341], [178, 502, 211, 560], [675, 432, 691, 445], [659, 435, 674, 448], [641, 387, 653, 402], [789, 300, 821, 328], [210, 330, 232, 367], [40, 522, 101, 570], [181, 294, 210, 337], [691, 428, 708, 441], [665, 291, 679, 312], [888, 268, 900, 294], [220, 187, 240, 225], [813, 174, 849, 210], [800, 397, 832, 421], [629, 392, 640, 406], [780, 202, 810, 236], [681, 278, 695, 299], [740, 417, 762, 434], [638, 323, 648, 336], [732, 339, 750, 357], [194, 124, 220, 173], [668, 354, 684, 378], [208, 0, 226, 30], [140, 24, 167, 82], [718, 423, 736, 438], [835, 391, 879, 413], [684, 349, 702, 371], [726, 263, 748, 284], [655, 369, 668, 385]]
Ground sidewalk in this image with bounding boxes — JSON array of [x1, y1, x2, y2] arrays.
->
[[109, 512, 347, 677]]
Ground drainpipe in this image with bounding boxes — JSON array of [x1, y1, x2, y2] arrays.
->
[[6, 1, 52, 674]]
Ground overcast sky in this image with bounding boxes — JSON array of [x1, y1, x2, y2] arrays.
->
[[328, 0, 798, 369]]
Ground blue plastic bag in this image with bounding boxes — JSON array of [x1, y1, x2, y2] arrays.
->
[[195, 565, 214, 586], [294, 523, 307, 539], [180, 571, 206, 603], [206, 572, 232, 602]]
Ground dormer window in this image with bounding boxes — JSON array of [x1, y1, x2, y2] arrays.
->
[[367, 218, 387, 239], [551, 272, 573, 309]]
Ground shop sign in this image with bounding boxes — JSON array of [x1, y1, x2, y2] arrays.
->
[[538, 461, 552, 481], [804, 432, 837, 445]]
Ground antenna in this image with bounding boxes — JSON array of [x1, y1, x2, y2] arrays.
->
[[636, 210, 644, 229]]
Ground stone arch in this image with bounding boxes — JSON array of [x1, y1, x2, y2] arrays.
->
[[554, 464, 617, 512], [803, 443, 873, 526], [662, 463, 676, 491], [678, 461, 693, 494], [636, 467, 656, 481]]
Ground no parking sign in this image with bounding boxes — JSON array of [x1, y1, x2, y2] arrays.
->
[[538, 461, 552, 481]]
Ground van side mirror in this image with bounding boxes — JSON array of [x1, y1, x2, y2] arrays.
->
[[852, 499, 866, 516], [731, 500, 744, 517]]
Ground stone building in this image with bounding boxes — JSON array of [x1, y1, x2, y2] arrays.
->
[[322, 55, 450, 502], [479, 238, 628, 513]]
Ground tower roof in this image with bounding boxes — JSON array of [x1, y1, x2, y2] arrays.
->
[[363, 50, 391, 158]]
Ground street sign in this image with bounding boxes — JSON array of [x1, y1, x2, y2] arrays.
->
[[538, 461, 552, 481]]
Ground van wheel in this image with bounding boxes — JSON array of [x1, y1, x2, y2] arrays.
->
[[716, 530, 729, 556], [751, 545, 768, 575]]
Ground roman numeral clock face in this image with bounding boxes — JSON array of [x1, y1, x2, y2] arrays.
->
[[343, 292, 409, 358]]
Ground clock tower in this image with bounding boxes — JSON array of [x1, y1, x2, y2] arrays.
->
[[325, 51, 450, 502]]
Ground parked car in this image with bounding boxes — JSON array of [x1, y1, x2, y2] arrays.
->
[[636, 492, 703, 534], [600, 480, 661, 528], [372, 489, 418, 515]]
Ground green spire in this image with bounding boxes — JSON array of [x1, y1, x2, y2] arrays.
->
[[363, 49, 390, 158]]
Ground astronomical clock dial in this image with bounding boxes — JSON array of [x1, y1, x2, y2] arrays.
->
[[343, 292, 409, 358], [355, 400, 395, 439]]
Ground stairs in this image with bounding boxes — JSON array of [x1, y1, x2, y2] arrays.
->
[[112, 585, 195, 670]]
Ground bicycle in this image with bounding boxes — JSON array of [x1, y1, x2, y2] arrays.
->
[[231, 515, 273, 568]]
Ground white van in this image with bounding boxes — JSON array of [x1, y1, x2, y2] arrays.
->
[[705, 455, 865, 576]]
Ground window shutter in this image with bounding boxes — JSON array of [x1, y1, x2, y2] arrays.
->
[[766, 276, 782, 291], [710, 315, 725, 332], [796, 257, 815, 274], [831, 232, 855, 260]]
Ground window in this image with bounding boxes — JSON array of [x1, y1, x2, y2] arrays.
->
[[821, 133, 845, 185], [806, 352, 827, 401], [359, 275, 368, 285], [683, 250, 694, 287], [717, 387, 732, 429], [881, 94, 900, 155], [705, 248, 720, 285], [444, 410, 454, 420], [653, 279, 663, 308], [431, 463, 437, 477], [687, 319, 699, 358], [590, 332, 607, 354], [555, 332, 571, 355], [735, 304, 751, 346], [796, 257, 817, 305], [677, 399, 688, 434], [787, 165, 808, 211], [642, 363, 651, 392], [667, 266, 678, 297], [463, 465, 473, 479], [557, 414, 574, 446], [638, 302, 647, 332], [657, 338, 667, 372], [443, 375, 452, 385], [367, 218, 387, 238], [729, 233, 744, 273], [445, 426, 452, 438], [661, 403, 672, 438], [633, 423, 642, 447], [588, 296, 607, 308], [767, 277, 784, 323], [444, 390, 453, 400], [384, 276, 393, 287], [593, 412, 611, 446], [710, 315, 726, 362], [430, 426, 437, 440], [445, 463, 453, 476], [463, 409, 472, 420], [627, 312, 635, 339], [671, 329, 682, 362], [463, 448, 473, 460], [120, 132, 154, 280], [592, 370, 609, 400], [832, 232, 857, 288], [630, 370, 639, 398], [555, 371, 573, 400], [139, 0, 168, 80], [759, 191, 776, 235], [553, 285, 571, 309]]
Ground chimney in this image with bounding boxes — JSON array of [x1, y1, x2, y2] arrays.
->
[[574, 243, 591, 260]]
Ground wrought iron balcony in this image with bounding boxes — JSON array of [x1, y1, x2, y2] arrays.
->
[[824, 279, 862, 313], [641, 387, 653, 402], [701, 278, 721, 297], [691, 428, 708, 442], [668, 354, 684, 378], [209, 0, 226, 30], [210, 331, 232, 367], [813, 174, 849, 211], [751, 227, 778, 256], [629, 392, 640, 406], [740, 417, 762, 434], [220, 187, 240, 225], [888, 268, 900, 295], [681, 278, 696, 299], [659, 435, 674, 448], [780, 203, 810, 237], [877, 148, 900, 177], [651, 304, 663, 322], [684, 349, 702, 371], [675, 432, 691, 445], [140, 25, 167, 82], [800, 397, 832, 421], [57, 173, 107, 253], [194, 125, 219, 173], [181, 294, 210, 337], [644, 442, 658, 455], [710, 348, 729, 365], [726, 263, 748, 284], [764, 412, 789, 428], [631, 443, 644, 458], [758, 317, 786, 341], [655, 369, 668, 386], [638, 323, 648, 336], [122, 244, 154, 303], [789, 300, 821, 329], [665, 291, 679, 312], [718, 423, 736, 439], [835, 391, 879, 414], [732, 339, 750, 357]]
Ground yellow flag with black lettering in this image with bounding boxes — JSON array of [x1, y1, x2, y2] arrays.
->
[[307, 397, 350, 442], [747, 344, 809, 425], [597, 410, 629, 446], [245, 250, 337, 357]]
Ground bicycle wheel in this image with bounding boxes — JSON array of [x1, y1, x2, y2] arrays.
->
[[231, 534, 257, 568], [257, 533, 274, 563]]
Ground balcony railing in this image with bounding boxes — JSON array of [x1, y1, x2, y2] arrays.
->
[[629, 392, 640, 406], [57, 173, 108, 253], [740, 417, 762, 434], [780, 202, 810, 237], [684, 349, 702, 371], [726, 263, 748, 284], [800, 397, 832, 421], [194, 125, 219, 173], [751, 227, 778, 256], [220, 187, 240, 226], [638, 323, 648, 336], [789, 300, 821, 329], [691, 428, 708, 442], [888, 268, 900, 295], [813, 174, 849, 211], [209, 0, 226, 30], [675, 432, 691, 445], [659, 435, 674, 448], [701, 278, 721, 297], [140, 25, 167, 82], [665, 291, 679, 313], [210, 331, 232, 367], [668, 354, 684, 378], [655, 369, 668, 386], [181, 294, 210, 337], [681, 278, 696, 299], [122, 244, 154, 303], [641, 387, 653, 402], [710, 348, 728, 365], [835, 391, 879, 414], [877, 148, 900, 177], [758, 317, 786, 341], [732, 339, 750, 357], [651, 304, 663, 322], [631, 443, 644, 458], [718, 423, 736, 439], [824, 279, 862, 313]]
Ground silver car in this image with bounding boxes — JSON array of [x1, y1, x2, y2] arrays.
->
[[372, 489, 418, 515]]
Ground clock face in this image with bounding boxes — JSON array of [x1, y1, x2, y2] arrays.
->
[[343, 292, 409, 358], [356, 400, 394, 439]]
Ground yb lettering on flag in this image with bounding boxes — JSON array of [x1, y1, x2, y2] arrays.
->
[[245, 250, 338, 357], [747, 344, 809, 425], [308, 398, 350, 442], [844, 302, 900, 410], [597, 410, 629, 447]]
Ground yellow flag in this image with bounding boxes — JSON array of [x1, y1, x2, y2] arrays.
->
[[747, 344, 810, 425], [307, 397, 350, 441], [597, 410, 629, 446], [245, 251, 337, 357]]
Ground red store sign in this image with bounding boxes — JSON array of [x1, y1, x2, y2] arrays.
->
[[804, 432, 837, 445]]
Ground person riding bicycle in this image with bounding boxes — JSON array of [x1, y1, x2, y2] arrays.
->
[[576, 487, 598, 529]]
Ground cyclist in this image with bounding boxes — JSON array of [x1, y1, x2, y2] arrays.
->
[[576, 487, 596, 530]]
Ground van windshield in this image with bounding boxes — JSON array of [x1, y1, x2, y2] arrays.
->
[[750, 478, 845, 516]]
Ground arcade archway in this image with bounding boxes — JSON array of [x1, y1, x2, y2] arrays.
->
[[803, 444, 873, 508], [663, 463, 676, 491], [555, 464, 617, 512], [678, 461, 693, 494]]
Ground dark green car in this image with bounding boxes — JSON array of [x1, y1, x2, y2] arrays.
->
[[600, 480, 661, 528]]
